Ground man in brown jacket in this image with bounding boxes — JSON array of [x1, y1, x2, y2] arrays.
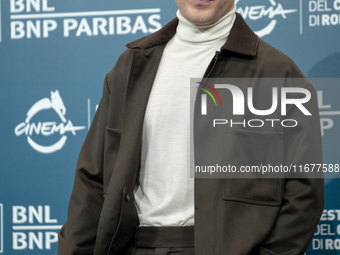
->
[[58, 0, 324, 254]]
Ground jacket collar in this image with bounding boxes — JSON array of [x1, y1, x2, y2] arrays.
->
[[126, 13, 259, 57]]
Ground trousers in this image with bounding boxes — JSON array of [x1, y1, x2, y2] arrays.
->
[[125, 226, 195, 255]]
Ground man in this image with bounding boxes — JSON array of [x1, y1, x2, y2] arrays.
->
[[58, 0, 324, 254]]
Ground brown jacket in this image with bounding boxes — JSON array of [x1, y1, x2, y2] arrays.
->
[[58, 13, 324, 255]]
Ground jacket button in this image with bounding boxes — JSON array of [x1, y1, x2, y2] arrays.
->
[[125, 193, 131, 202], [111, 243, 118, 252]]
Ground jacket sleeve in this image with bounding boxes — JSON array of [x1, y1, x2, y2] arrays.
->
[[259, 84, 324, 255], [58, 75, 110, 255]]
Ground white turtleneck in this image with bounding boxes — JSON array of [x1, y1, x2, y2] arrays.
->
[[134, 7, 236, 227]]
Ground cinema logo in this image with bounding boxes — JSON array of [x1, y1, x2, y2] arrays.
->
[[198, 82, 312, 128], [8, 0, 161, 40], [14, 90, 86, 154], [12, 205, 61, 250], [235, 0, 297, 37]]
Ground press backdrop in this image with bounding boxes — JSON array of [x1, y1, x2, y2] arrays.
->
[[0, 0, 339, 254]]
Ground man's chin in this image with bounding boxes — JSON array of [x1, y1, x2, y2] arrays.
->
[[186, 13, 216, 26]]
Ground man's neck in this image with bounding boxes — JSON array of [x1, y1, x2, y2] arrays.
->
[[176, 6, 236, 46]]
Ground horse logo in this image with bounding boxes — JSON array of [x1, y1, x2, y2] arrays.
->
[[26, 90, 66, 123], [15, 90, 86, 154]]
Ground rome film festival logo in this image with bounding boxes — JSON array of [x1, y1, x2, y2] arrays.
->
[[14, 90, 86, 154], [235, 0, 297, 37]]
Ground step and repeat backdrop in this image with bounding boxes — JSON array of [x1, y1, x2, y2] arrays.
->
[[0, 0, 339, 254]]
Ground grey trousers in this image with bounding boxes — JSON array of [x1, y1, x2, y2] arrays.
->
[[126, 226, 195, 255]]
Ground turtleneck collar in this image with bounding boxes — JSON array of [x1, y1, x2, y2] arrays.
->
[[175, 6, 236, 46]]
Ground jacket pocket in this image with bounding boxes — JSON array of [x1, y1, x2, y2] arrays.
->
[[103, 126, 121, 196], [221, 128, 284, 206]]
